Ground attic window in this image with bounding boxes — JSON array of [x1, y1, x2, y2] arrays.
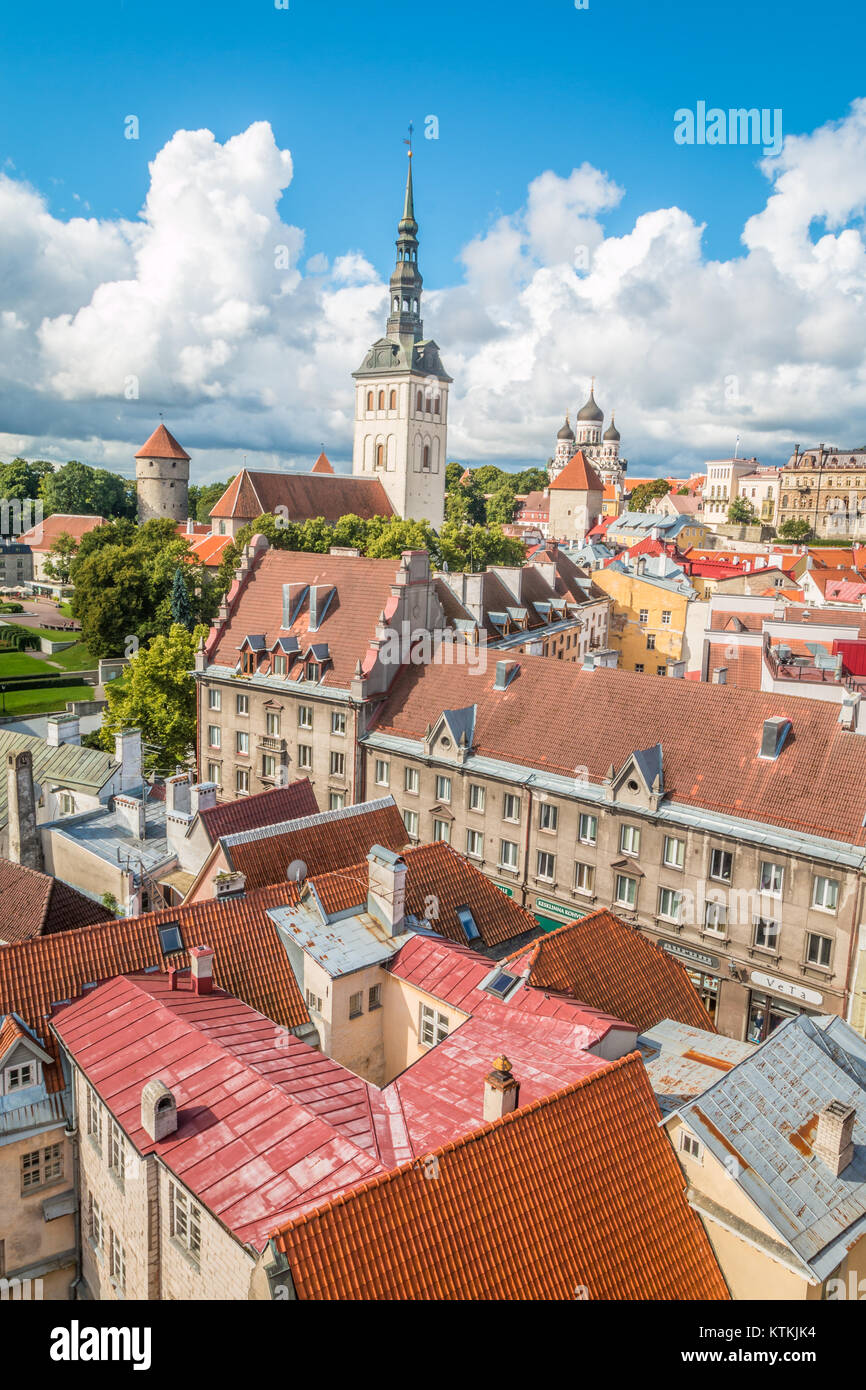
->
[[158, 923, 183, 955], [455, 904, 480, 941], [6, 1063, 35, 1091], [627, 779, 639, 792], [484, 969, 519, 1000], [306, 661, 321, 682], [241, 651, 256, 675]]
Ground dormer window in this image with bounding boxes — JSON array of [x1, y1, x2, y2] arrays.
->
[[6, 1062, 36, 1092], [273, 655, 287, 675], [241, 651, 256, 675], [306, 661, 321, 682]]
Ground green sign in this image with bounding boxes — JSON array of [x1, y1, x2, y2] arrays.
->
[[534, 894, 581, 922]]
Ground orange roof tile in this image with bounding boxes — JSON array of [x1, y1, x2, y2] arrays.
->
[[272, 1052, 729, 1300], [208, 467, 393, 523], [188, 533, 235, 567], [548, 449, 604, 493], [311, 451, 335, 474], [135, 423, 190, 460], [198, 780, 319, 843], [504, 910, 715, 1033], [18, 513, 107, 550], [0, 859, 115, 944], [705, 640, 764, 690], [0, 1013, 30, 1060]]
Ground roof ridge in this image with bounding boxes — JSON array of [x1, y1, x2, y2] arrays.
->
[[220, 795, 398, 849]]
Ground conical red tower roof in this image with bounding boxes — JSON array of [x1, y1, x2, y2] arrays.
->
[[135, 424, 190, 461]]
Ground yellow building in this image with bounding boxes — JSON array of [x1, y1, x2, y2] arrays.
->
[[605, 511, 709, 550], [591, 551, 695, 673]]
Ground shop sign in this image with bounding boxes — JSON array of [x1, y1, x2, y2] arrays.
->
[[661, 941, 720, 971], [750, 971, 823, 1006], [534, 895, 578, 922]]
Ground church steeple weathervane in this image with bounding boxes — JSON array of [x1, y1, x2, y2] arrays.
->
[[387, 125, 424, 343]]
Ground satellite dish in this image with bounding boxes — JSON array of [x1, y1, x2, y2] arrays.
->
[[286, 859, 308, 883]]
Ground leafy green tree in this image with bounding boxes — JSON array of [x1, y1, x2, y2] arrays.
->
[[445, 461, 464, 491], [331, 513, 371, 550], [70, 518, 138, 579], [512, 467, 550, 494], [439, 522, 525, 572], [778, 518, 814, 541], [677, 486, 690, 496], [627, 478, 671, 512], [727, 496, 756, 524], [43, 532, 79, 584], [189, 479, 233, 523], [445, 473, 487, 526], [170, 565, 193, 628], [100, 623, 208, 771], [365, 517, 441, 560], [486, 483, 518, 526], [40, 461, 136, 519], [0, 458, 54, 503], [472, 464, 507, 492], [70, 546, 153, 657]]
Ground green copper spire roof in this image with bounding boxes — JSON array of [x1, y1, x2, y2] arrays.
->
[[399, 155, 417, 234]]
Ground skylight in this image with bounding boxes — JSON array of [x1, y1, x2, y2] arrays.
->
[[455, 904, 480, 941], [158, 923, 184, 955], [484, 970, 519, 1000]]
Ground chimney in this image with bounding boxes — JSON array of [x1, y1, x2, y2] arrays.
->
[[191, 782, 218, 817], [666, 659, 686, 678], [635, 555, 647, 576], [214, 870, 246, 900], [838, 692, 861, 732], [483, 1056, 520, 1122], [813, 1100, 856, 1177], [114, 728, 142, 792], [165, 772, 192, 815], [759, 717, 791, 759], [493, 659, 520, 690], [189, 945, 215, 995], [113, 793, 146, 840], [366, 845, 407, 936], [6, 750, 44, 871], [140, 1079, 178, 1142], [712, 667, 728, 685], [46, 713, 80, 747]]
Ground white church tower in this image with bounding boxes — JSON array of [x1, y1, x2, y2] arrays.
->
[[352, 145, 451, 529]]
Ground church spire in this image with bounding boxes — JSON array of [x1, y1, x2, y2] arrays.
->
[[386, 137, 424, 343]]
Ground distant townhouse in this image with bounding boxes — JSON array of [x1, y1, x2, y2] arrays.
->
[[606, 511, 710, 550], [360, 653, 866, 1043], [591, 547, 697, 674], [778, 444, 866, 539], [702, 458, 762, 529], [17, 513, 106, 586]]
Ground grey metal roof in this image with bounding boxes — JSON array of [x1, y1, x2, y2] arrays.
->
[[632, 743, 663, 790], [672, 1014, 866, 1279], [221, 795, 399, 855], [0, 729, 118, 828], [269, 895, 412, 978], [47, 798, 172, 879], [637, 1020, 755, 1114], [441, 705, 476, 749]]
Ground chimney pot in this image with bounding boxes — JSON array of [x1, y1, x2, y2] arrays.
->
[[366, 845, 407, 936], [189, 944, 215, 995], [141, 1078, 178, 1142], [712, 667, 728, 685], [483, 1055, 520, 1123]]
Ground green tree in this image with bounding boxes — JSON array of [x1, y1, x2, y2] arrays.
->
[[512, 467, 550, 494], [0, 458, 54, 504], [445, 461, 464, 491], [170, 565, 193, 628], [439, 522, 525, 572], [778, 518, 814, 541], [727, 496, 756, 524], [100, 623, 208, 771], [70, 546, 153, 657], [43, 531, 79, 584], [627, 478, 671, 512], [70, 518, 138, 579], [676, 486, 690, 496], [364, 517, 441, 560], [40, 460, 136, 519], [189, 479, 233, 524], [486, 483, 518, 527]]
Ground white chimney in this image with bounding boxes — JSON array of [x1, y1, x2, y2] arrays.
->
[[214, 870, 246, 900], [483, 1056, 520, 1122], [113, 793, 146, 840], [46, 713, 80, 747], [189, 945, 215, 996], [814, 1100, 856, 1176], [141, 1079, 178, 1142], [712, 667, 728, 685], [191, 782, 218, 817], [166, 773, 192, 815], [838, 692, 861, 732], [367, 845, 407, 936], [114, 729, 142, 792]]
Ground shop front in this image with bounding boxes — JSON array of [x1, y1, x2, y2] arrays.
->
[[660, 940, 721, 1025], [532, 893, 591, 933], [746, 971, 824, 1044]]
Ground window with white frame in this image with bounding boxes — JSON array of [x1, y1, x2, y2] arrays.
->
[[709, 848, 732, 882], [615, 874, 637, 907], [419, 1003, 449, 1047], [658, 887, 683, 922], [108, 1119, 126, 1190], [469, 784, 486, 812], [266, 711, 280, 737], [661, 611, 672, 626], [639, 608, 649, 623], [86, 1085, 102, 1152], [759, 861, 784, 896], [6, 1062, 35, 1091], [236, 730, 249, 755], [404, 766, 420, 795], [663, 835, 685, 869], [499, 839, 519, 871], [466, 828, 483, 858], [436, 774, 451, 803], [329, 750, 345, 777], [620, 824, 641, 857], [503, 793, 521, 822], [578, 813, 597, 845], [297, 744, 312, 770], [328, 792, 345, 811], [236, 693, 249, 715], [207, 762, 221, 786], [375, 759, 390, 787], [207, 724, 221, 749], [273, 655, 287, 676], [298, 705, 313, 729], [704, 901, 727, 934], [109, 1229, 126, 1293], [575, 862, 594, 895], [262, 754, 277, 778], [433, 819, 451, 843], [236, 768, 250, 794], [208, 688, 221, 711], [331, 710, 346, 736], [679, 1131, 703, 1163], [59, 792, 75, 815], [403, 808, 419, 839], [812, 875, 839, 912], [806, 932, 832, 968], [170, 1181, 202, 1263], [89, 1193, 104, 1252], [305, 988, 323, 1013], [753, 917, 779, 952], [539, 802, 558, 832], [21, 1143, 63, 1193], [536, 850, 555, 881]]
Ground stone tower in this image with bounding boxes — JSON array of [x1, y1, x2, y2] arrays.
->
[[7, 749, 43, 871], [351, 151, 451, 530], [135, 423, 190, 525]]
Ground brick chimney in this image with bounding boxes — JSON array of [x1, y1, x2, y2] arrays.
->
[[141, 1079, 178, 1141], [7, 750, 43, 871], [114, 729, 142, 792], [814, 1100, 856, 1177], [189, 945, 214, 995], [483, 1055, 520, 1122], [366, 845, 407, 936]]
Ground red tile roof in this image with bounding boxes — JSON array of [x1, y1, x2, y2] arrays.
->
[[18, 513, 107, 550], [372, 652, 866, 844], [0, 1012, 30, 1060], [504, 910, 715, 1034], [135, 424, 190, 460], [311, 451, 334, 474], [272, 1052, 729, 1300], [0, 860, 115, 944], [549, 449, 604, 493], [705, 639, 764, 690], [0, 883, 309, 1084], [207, 547, 409, 687], [208, 467, 393, 523], [188, 533, 235, 567], [198, 780, 319, 843]]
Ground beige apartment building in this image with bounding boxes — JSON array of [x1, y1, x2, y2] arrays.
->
[[359, 654, 866, 1045]]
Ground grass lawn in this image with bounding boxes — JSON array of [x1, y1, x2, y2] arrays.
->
[[57, 601, 75, 618], [0, 684, 91, 716], [41, 641, 94, 671], [0, 651, 51, 677]]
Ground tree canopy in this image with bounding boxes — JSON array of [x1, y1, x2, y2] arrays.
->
[[778, 518, 814, 541], [727, 496, 756, 523], [188, 479, 233, 523], [627, 478, 671, 512], [42, 532, 79, 584], [99, 623, 208, 772]]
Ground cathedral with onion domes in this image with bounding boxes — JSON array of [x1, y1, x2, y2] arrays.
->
[[548, 381, 627, 489]]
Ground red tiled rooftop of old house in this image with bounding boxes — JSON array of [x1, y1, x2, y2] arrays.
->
[[372, 651, 866, 845], [198, 779, 319, 843], [0, 860, 115, 945], [134, 424, 190, 460], [272, 1052, 729, 1300], [18, 513, 107, 550], [207, 547, 413, 686], [188, 533, 235, 567], [705, 640, 764, 690], [311, 451, 334, 474], [504, 909, 715, 1034], [208, 466, 393, 523], [0, 1012, 31, 1059], [548, 449, 605, 493]]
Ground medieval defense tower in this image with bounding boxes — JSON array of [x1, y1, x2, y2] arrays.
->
[[135, 423, 190, 524]]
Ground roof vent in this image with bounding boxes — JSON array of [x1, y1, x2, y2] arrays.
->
[[711, 667, 728, 685], [759, 716, 791, 759], [814, 1100, 856, 1177], [141, 1079, 177, 1142], [493, 659, 520, 690], [839, 693, 861, 733]]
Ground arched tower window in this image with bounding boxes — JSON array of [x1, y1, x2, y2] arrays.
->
[[416, 390, 423, 412], [376, 444, 384, 469], [378, 390, 385, 409], [433, 394, 441, 415], [367, 391, 374, 410], [422, 445, 430, 472], [389, 390, 397, 409]]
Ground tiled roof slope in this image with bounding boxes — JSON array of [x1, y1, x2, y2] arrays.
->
[[0, 883, 309, 1082], [221, 797, 408, 889], [198, 779, 319, 843], [505, 910, 715, 1034], [297, 840, 539, 949], [272, 1053, 729, 1300], [208, 548, 406, 686], [0, 860, 115, 944], [549, 449, 604, 493], [134, 424, 190, 460], [18, 513, 107, 549], [371, 652, 866, 845], [208, 467, 393, 523], [0, 730, 118, 828]]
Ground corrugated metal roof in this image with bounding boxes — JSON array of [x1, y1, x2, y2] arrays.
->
[[0, 729, 117, 826], [637, 1020, 755, 1114], [49, 798, 170, 876], [673, 1013, 866, 1279], [269, 896, 413, 978]]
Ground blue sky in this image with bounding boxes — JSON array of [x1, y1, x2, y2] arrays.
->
[[2, 0, 862, 283], [1, 0, 866, 479]]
